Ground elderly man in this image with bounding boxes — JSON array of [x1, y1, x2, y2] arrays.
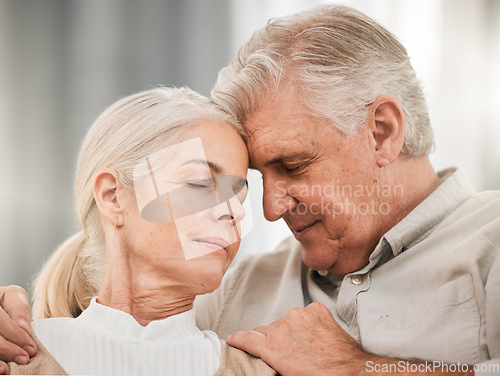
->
[[0, 5, 499, 376], [196, 5, 500, 375]]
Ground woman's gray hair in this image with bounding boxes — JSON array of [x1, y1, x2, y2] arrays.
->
[[212, 5, 434, 157], [32, 86, 244, 319]]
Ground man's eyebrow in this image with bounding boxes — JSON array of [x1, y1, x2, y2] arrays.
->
[[183, 159, 223, 174], [264, 152, 316, 167]]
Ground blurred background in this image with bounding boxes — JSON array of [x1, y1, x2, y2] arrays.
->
[[1, 0, 499, 291]]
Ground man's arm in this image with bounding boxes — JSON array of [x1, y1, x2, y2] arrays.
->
[[227, 302, 475, 376], [0, 285, 37, 372]]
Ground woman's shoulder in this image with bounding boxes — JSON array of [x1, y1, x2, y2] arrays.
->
[[212, 341, 278, 376], [2, 333, 67, 375], [32, 316, 74, 327], [32, 316, 75, 340]]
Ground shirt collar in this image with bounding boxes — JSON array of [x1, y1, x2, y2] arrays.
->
[[383, 167, 475, 257], [76, 297, 204, 343]]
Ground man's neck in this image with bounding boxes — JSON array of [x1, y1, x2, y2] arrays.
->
[[389, 157, 440, 223], [332, 156, 440, 276]]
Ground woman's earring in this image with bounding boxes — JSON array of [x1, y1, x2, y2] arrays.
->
[[114, 217, 119, 229]]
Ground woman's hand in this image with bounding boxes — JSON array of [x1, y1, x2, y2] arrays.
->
[[0, 285, 37, 372]]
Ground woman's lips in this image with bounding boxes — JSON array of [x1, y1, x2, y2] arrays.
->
[[194, 237, 231, 255]]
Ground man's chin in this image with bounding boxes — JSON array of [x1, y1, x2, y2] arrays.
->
[[300, 247, 337, 272]]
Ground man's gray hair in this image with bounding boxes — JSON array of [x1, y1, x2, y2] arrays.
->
[[212, 5, 434, 157]]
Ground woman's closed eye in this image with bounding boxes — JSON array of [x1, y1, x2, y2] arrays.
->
[[232, 181, 248, 204], [185, 175, 248, 204], [186, 178, 214, 188]]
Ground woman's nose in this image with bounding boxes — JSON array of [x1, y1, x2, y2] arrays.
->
[[211, 195, 246, 223], [227, 195, 246, 222]]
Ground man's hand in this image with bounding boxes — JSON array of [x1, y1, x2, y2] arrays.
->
[[227, 302, 476, 376], [226, 302, 371, 376], [0, 285, 37, 371]]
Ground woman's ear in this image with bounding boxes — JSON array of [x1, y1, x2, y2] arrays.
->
[[93, 168, 125, 228], [367, 95, 405, 167]]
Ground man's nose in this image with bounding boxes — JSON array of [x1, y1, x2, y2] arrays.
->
[[262, 176, 297, 221]]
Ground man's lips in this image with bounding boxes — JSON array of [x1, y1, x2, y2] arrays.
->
[[289, 221, 320, 238]]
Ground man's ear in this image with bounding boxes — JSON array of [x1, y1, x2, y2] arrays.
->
[[93, 168, 125, 228], [367, 95, 405, 167]]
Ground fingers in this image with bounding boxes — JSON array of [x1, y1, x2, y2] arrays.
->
[[226, 329, 267, 358], [0, 335, 29, 365], [227, 304, 335, 357], [227, 304, 340, 371], [304, 302, 335, 319], [0, 286, 37, 362], [1, 286, 32, 334], [0, 307, 36, 352]]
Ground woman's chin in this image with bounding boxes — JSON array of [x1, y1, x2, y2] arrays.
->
[[191, 260, 227, 294]]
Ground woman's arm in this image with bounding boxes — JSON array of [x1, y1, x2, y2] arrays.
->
[[0, 286, 37, 369]]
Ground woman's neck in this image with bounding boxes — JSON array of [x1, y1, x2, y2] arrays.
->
[[97, 247, 196, 326]]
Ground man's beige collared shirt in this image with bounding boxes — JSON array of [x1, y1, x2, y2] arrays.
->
[[196, 168, 500, 372]]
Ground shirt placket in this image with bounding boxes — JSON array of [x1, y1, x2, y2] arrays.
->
[[336, 271, 371, 344], [335, 239, 394, 344]]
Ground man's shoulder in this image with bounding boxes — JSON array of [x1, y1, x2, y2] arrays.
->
[[227, 236, 302, 282], [195, 236, 305, 335], [469, 190, 500, 208], [442, 189, 500, 231]]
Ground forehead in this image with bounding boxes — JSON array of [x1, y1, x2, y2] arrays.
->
[[182, 121, 249, 172], [244, 91, 321, 168]]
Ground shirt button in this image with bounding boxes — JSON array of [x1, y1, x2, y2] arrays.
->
[[318, 270, 328, 276], [351, 275, 363, 285]]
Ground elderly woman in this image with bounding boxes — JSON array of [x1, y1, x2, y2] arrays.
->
[[2, 87, 275, 375]]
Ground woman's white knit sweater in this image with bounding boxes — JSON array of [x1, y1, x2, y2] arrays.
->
[[32, 297, 221, 376]]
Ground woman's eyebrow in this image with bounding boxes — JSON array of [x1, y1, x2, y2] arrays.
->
[[183, 159, 223, 174]]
